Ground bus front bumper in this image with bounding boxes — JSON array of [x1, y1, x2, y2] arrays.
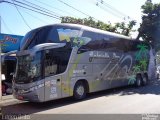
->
[[13, 90, 42, 102]]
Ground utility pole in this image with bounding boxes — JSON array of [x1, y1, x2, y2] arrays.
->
[[0, 15, 2, 101], [0, 15, 1, 33]]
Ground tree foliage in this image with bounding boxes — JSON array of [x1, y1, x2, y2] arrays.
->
[[137, 0, 160, 50], [115, 20, 136, 36], [61, 16, 136, 37]]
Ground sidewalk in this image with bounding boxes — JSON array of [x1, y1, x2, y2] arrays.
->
[[0, 95, 22, 106]]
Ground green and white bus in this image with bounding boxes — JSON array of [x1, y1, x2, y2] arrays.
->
[[13, 24, 151, 102]]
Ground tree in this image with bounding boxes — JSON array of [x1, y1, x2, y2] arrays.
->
[[61, 16, 136, 37], [137, 0, 160, 51], [115, 20, 136, 36]]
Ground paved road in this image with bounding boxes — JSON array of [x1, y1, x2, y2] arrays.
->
[[1, 79, 160, 120]]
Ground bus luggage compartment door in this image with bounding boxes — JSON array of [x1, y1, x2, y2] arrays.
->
[[44, 75, 62, 101]]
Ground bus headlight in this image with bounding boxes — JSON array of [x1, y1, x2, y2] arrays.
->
[[29, 86, 38, 92], [29, 84, 44, 92], [18, 89, 30, 94], [17, 84, 44, 94], [18, 87, 36, 94]]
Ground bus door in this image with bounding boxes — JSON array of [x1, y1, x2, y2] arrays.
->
[[44, 75, 62, 101], [44, 50, 62, 101]]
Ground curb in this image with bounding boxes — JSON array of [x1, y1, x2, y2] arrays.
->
[[0, 95, 22, 107]]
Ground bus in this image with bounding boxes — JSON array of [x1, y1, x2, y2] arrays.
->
[[13, 24, 151, 102]]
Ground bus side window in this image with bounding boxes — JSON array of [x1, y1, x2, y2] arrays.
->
[[56, 51, 70, 74], [44, 50, 57, 77]]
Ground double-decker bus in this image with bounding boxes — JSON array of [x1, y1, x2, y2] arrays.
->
[[13, 24, 151, 102]]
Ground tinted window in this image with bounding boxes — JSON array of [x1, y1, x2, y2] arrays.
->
[[44, 47, 71, 77], [82, 30, 100, 41], [20, 25, 81, 50], [26, 26, 59, 50]]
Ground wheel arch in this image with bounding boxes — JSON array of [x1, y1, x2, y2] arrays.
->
[[136, 73, 143, 78]]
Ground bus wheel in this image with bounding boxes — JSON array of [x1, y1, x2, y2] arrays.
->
[[135, 75, 142, 87], [157, 74, 159, 79], [73, 81, 86, 100], [142, 73, 148, 86]]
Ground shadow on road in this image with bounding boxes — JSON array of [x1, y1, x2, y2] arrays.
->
[[2, 79, 160, 115], [119, 79, 160, 96]]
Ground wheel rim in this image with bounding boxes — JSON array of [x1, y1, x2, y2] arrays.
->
[[143, 77, 147, 84], [137, 78, 141, 86], [76, 85, 84, 96]]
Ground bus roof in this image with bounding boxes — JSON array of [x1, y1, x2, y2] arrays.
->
[[21, 23, 139, 51], [32, 23, 133, 40], [58, 23, 132, 40]]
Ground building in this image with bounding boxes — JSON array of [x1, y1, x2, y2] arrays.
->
[[0, 33, 23, 83]]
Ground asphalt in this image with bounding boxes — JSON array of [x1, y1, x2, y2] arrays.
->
[[1, 79, 160, 120]]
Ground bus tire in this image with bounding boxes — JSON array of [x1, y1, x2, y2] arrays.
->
[[142, 73, 148, 86], [135, 74, 142, 87], [73, 81, 87, 100], [157, 74, 159, 79]]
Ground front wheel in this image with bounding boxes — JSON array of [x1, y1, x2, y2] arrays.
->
[[73, 81, 86, 100]]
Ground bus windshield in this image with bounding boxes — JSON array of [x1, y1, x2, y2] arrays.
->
[[15, 52, 41, 83], [20, 26, 54, 50], [20, 25, 81, 51]]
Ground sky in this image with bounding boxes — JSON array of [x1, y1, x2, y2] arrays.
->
[[0, 0, 160, 38]]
